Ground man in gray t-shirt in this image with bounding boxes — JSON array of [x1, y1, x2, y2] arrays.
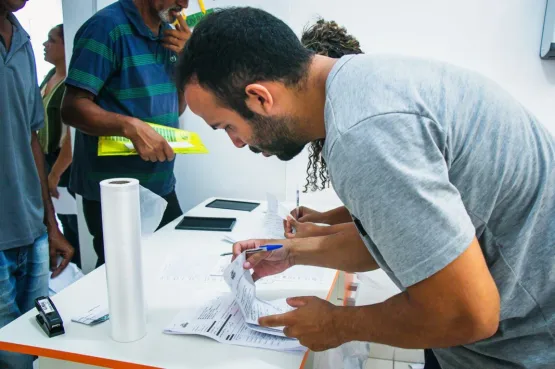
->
[[178, 8, 555, 368]]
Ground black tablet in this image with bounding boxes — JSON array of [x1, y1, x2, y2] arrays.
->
[[175, 216, 237, 232], [205, 199, 260, 212]]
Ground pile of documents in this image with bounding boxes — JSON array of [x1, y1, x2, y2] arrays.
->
[[164, 252, 306, 352]]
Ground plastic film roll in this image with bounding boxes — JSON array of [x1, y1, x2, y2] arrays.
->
[[100, 178, 146, 343]]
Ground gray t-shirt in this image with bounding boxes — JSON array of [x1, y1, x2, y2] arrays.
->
[[0, 14, 46, 251], [323, 55, 554, 368]]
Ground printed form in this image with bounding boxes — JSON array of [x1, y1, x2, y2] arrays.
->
[[223, 252, 293, 336], [164, 251, 306, 352], [164, 295, 304, 352]]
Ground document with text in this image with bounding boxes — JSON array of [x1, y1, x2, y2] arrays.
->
[[164, 294, 305, 352], [224, 251, 293, 336]]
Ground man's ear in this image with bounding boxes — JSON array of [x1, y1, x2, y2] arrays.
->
[[245, 84, 274, 116]]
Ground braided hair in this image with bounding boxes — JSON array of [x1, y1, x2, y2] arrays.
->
[[300, 19, 363, 192]]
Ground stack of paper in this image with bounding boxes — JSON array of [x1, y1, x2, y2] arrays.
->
[[164, 251, 306, 352], [164, 295, 304, 352]]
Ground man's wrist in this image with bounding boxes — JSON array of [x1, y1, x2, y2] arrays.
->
[[321, 210, 334, 225], [46, 220, 61, 235], [288, 239, 300, 267], [288, 237, 322, 267], [331, 306, 357, 344], [49, 171, 61, 181], [120, 116, 140, 138]]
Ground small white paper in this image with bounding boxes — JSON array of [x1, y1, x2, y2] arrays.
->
[[49, 261, 84, 294], [51, 187, 77, 215], [265, 193, 290, 220], [277, 204, 290, 221], [71, 305, 109, 326], [266, 193, 279, 214], [225, 213, 285, 244]]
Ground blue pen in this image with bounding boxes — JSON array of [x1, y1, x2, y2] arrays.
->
[[220, 244, 283, 257], [248, 244, 283, 254]]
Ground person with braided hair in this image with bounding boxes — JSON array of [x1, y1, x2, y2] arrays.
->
[[283, 20, 365, 241]]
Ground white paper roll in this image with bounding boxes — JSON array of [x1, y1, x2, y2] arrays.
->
[[100, 178, 147, 343]]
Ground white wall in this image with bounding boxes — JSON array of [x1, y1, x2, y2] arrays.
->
[[62, 0, 97, 64], [173, 0, 298, 210], [61, 0, 555, 268], [284, 0, 555, 202], [14, 0, 63, 82], [174, 110, 287, 211], [61, 0, 292, 270], [61, 0, 99, 273], [72, 0, 291, 214]]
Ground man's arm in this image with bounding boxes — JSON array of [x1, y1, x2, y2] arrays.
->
[[48, 126, 72, 198], [334, 238, 500, 348], [62, 87, 174, 162], [291, 205, 351, 225], [61, 86, 134, 137], [260, 238, 500, 350], [321, 206, 353, 225], [285, 219, 355, 239], [289, 224, 379, 272], [233, 225, 378, 282], [31, 132, 74, 277]]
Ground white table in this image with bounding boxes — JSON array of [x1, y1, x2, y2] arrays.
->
[[0, 198, 339, 369]]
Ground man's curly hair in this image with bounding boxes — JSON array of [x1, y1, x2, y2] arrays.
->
[[301, 19, 363, 192]]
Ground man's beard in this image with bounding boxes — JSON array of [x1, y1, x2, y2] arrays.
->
[[158, 6, 181, 23], [247, 113, 307, 161]]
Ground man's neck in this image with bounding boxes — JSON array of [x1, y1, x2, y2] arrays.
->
[[0, 11, 14, 50], [296, 55, 338, 141], [0, 10, 10, 31], [133, 0, 161, 36]]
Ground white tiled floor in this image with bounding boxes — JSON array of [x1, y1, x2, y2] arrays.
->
[[394, 362, 424, 369], [394, 348, 425, 363], [365, 358, 394, 369], [364, 346, 424, 369], [369, 343, 395, 360]]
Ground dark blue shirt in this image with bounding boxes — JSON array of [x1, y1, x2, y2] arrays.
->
[[66, 0, 179, 201], [0, 14, 46, 250]]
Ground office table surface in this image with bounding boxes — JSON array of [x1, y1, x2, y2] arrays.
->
[[0, 198, 338, 369]]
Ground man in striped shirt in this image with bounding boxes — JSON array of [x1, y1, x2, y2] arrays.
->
[[62, 0, 190, 267]]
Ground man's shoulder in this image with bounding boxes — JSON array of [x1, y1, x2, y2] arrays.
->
[[77, 2, 128, 38]]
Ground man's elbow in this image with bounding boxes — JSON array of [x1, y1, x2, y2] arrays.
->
[[467, 307, 499, 342], [61, 96, 78, 129], [453, 298, 500, 344]]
